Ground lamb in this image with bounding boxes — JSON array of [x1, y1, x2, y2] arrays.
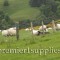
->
[[56, 24, 60, 30]]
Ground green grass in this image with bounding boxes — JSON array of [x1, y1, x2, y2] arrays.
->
[[0, 0, 40, 21], [0, 0, 60, 60], [0, 30, 60, 60]]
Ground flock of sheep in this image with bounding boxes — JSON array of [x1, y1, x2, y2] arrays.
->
[[0, 23, 60, 37], [2, 27, 16, 36], [25, 24, 60, 36], [25, 25, 50, 35]]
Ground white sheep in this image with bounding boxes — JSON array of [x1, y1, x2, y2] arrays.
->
[[7, 28, 16, 36], [2, 30, 9, 36], [56, 24, 60, 30], [2, 27, 17, 36], [39, 25, 47, 32], [32, 30, 40, 35]]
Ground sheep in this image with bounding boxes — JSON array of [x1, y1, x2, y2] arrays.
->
[[2, 27, 17, 36], [32, 30, 40, 35], [2, 30, 9, 36], [32, 29, 49, 36], [31, 25, 49, 36], [56, 24, 60, 30], [39, 25, 47, 32], [7, 28, 16, 36], [39, 25, 50, 34]]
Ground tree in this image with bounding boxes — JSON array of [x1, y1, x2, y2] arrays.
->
[[0, 11, 14, 29], [29, 0, 40, 7], [29, 0, 58, 18], [3, 0, 9, 6], [30, 0, 60, 24], [57, 5, 60, 18]]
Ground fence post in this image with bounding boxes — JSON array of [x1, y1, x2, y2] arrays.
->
[[52, 20, 56, 32], [16, 22, 19, 41], [30, 22, 35, 43], [42, 21, 45, 35], [31, 22, 33, 35]]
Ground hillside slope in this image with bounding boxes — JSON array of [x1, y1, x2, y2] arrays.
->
[[0, 0, 40, 21]]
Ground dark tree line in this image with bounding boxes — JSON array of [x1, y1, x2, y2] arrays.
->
[[0, 0, 60, 29], [0, 0, 15, 30], [29, 0, 47, 7], [3, 0, 9, 6], [0, 11, 15, 30], [17, 0, 60, 29], [29, 0, 60, 24]]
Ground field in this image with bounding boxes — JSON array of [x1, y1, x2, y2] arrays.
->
[[0, 30, 60, 60], [0, 0, 60, 60], [0, 0, 40, 21]]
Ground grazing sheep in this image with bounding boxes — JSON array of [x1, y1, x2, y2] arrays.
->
[[56, 24, 60, 30], [7, 28, 16, 36], [2, 27, 17, 36], [32, 29, 49, 36], [39, 25, 47, 32], [32, 30, 40, 35], [2, 30, 9, 36]]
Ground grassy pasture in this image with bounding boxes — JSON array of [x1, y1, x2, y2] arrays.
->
[[0, 0, 60, 60], [0, 0, 40, 21], [0, 30, 60, 60]]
